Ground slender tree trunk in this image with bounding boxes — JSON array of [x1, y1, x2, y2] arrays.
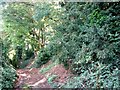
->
[[41, 28, 44, 48]]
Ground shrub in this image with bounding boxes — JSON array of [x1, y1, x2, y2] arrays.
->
[[49, 2, 120, 75], [0, 60, 17, 89], [33, 48, 51, 68], [19, 58, 33, 69], [62, 61, 120, 88], [24, 49, 34, 60], [46, 3, 120, 88], [0, 38, 17, 89], [71, 25, 120, 74]]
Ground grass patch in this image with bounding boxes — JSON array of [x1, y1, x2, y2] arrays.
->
[[47, 74, 59, 88], [22, 84, 32, 90], [47, 74, 58, 83], [39, 61, 59, 74]]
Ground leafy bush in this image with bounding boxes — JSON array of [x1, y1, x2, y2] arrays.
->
[[33, 48, 51, 68], [62, 61, 120, 88], [24, 49, 34, 60], [46, 2, 120, 88], [0, 61, 17, 89], [19, 58, 33, 69], [44, 60, 119, 88], [0, 38, 17, 89], [71, 25, 120, 74], [49, 2, 120, 73]]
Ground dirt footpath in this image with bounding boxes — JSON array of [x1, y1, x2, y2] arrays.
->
[[15, 62, 73, 89]]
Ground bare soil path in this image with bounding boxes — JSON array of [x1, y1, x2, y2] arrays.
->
[[15, 61, 72, 89]]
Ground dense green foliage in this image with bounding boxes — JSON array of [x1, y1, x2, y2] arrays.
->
[[1, 1, 120, 89], [0, 38, 17, 89], [49, 63, 119, 88], [1, 62, 17, 89], [62, 61, 119, 88], [2, 3, 35, 68], [49, 2, 120, 70], [33, 48, 51, 68], [45, 2, 120, 88], [2, 2, 53, 68]]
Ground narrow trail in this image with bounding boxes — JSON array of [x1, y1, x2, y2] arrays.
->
[[15, 68, 50, 89], [15, 60, 73, 89]]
